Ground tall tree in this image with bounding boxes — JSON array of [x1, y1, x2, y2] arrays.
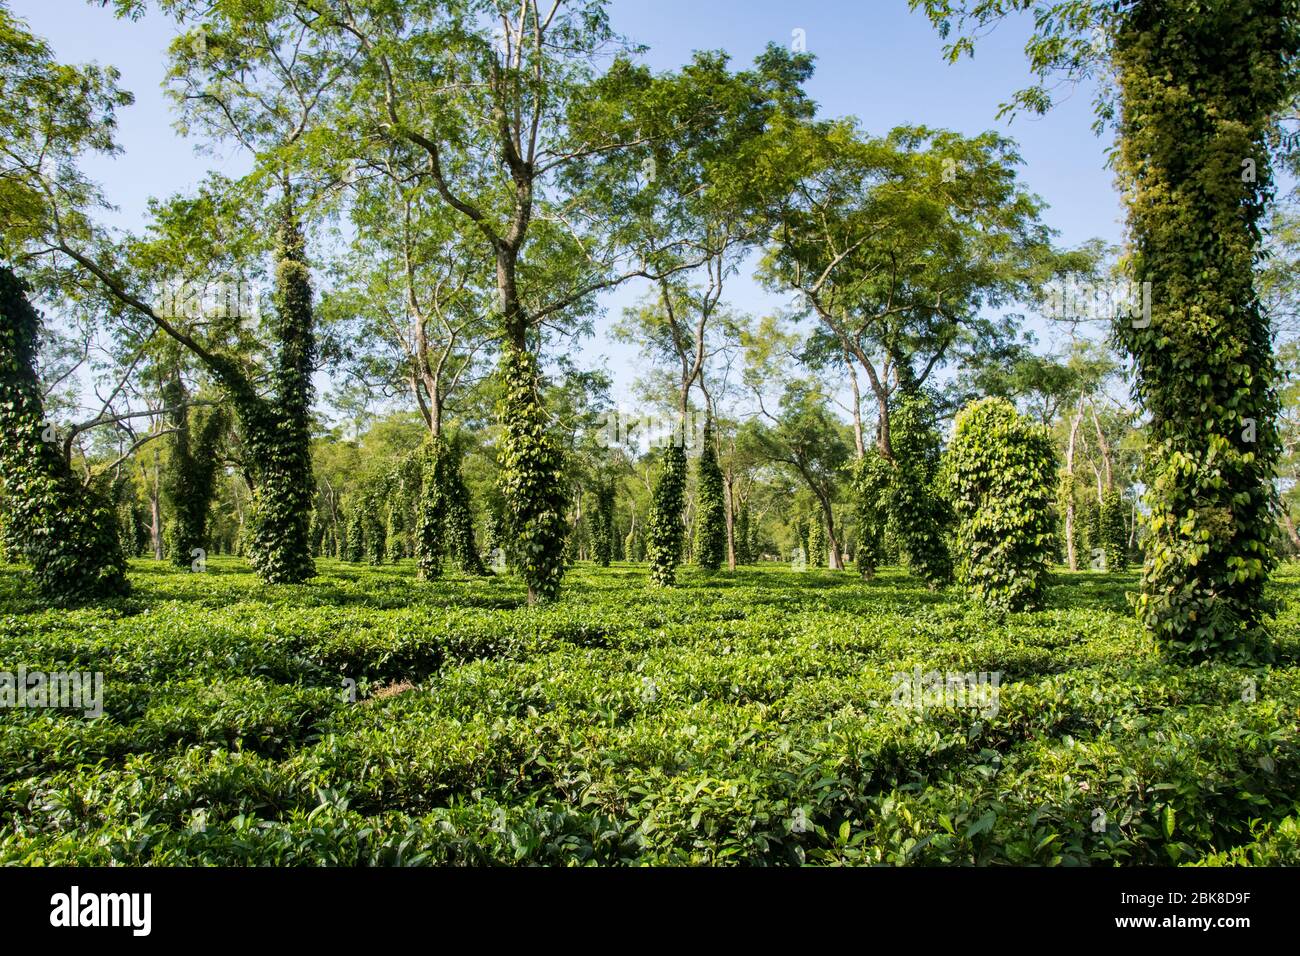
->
[[0, 2, 132, 599], [22, 3, 344, 583], [912, 0, 1300, 660], [160, 373, 228, 566], [0, 267, 129, 599]]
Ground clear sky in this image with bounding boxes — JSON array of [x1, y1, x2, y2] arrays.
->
[[14, 0, 1125, 408]]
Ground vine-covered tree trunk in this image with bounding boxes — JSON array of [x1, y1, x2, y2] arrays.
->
[[385, 498, 406, 562], [808, 513, 827, 568], [1114, 1, 1293, 661], [497, 347, 568, 603], [240, 199, 316, 584], [734, 500, 751, 566], [416, 440, 448, 579], [694, 420, 726, 571], [444, 444, 486, 576], [949, 398, 1058, 611], [1100, 487, 1128, 572], [850, 448, 890, 580], [888, 392, 953, 587], [0, 266, 129, 601], [161, 375, 226, 567], [342, 506, 364, 563], [647, 441, 687, 586], [591, 478, 615, 567], [416, 435, 487, 577], [363, 489, 387, 565]]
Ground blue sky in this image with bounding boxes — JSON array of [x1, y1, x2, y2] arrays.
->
[[16, 0, 1124, 408]]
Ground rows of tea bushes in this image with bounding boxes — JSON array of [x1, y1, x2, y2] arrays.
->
[[1, 558, 1297, 865]]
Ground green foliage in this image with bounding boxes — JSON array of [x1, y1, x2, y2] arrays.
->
[[122, 501, 149, 558], [1056, 469, 1077, 567], [591, 478, 615, 568], [3, 556, 1300, 865], [342, 507, 364, 564], [1100, 488, 1128, 573], [418, 435, 487, 580], [416, 441, 447, 580], [694, 422, 726, 571], [0, 266, 128, 601], [889, 392, 953, 587], [1110, 2, 1296, 663], [497, 349, 568, 603], [385, 498, 407, 562], [807, 513, 826, 568], [161, 378, 227, 568], [243, 203, 316, 585], [309, 506, 327, 558], [625, 517, 643, 564], [363, 487, 386, 565], [849, 448, 892, 579], [947, 397, 1058, 611], [734, 501, 751, 566], [647, 442, 687, 586], [1083, 498, 1102, 566]]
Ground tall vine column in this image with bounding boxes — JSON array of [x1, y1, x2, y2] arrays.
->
[[1114, 1, 1294, 660]]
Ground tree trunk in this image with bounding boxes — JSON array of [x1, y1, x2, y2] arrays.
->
[[0, 265, 129, 601], [243, 198, 316, 584], [1064, 408, 1082, 572], [846, 355, 866, 459], [150, 462, 163, 562], [724, 470, 736, 570]]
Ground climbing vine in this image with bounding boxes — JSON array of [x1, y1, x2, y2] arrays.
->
[[161, 377, 227, 567], [647, 441, 687, 586], [591, 476, 615, 567], [1111, 1, 1294, 661], [241, 199, 317, 584], [0, 266, 129, 601], [889, 391, 954, 588], [694, 420, 726, 571], [496, 348, 569, 602], [947, 398, 1058, 611]]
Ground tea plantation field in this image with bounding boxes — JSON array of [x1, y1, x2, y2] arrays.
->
[[2, 558, 1298, 866]]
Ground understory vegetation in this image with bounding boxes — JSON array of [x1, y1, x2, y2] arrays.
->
[[2, 557, 1297, 866]]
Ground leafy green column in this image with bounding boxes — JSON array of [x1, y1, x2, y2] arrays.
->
[[244, 201, 316, 584], [497, 348, 568, 602], [416, 440, 448, 580], [0, 266, 129, 601], [342, 506, 364, 563], [850, 447, 892, 579], [592, 477, 615, 567], [948, 398, 1058, 611], [1100, 487, 1128, 572], [808, 514, 826, 568], [647, 441, 687, 586], [734, 501, 751, 566], [417, 435, 489, 579], [161, 376, 226, 567], [385, 495, 407, 562], [363, 488, 387, 565], [889, 392, 953, 587], [1113, 1, 1294, 660], [694, 420, 726, 571], [443, 441, 487, 576]]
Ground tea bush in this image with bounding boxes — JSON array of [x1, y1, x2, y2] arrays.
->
[[1, 556, 1297, 865]]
